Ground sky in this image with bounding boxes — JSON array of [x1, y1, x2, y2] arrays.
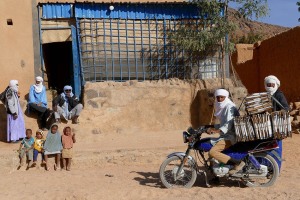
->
[[229, 0, 299, 27]]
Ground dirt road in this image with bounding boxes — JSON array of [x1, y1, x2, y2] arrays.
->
[[0, 128, 299, 200]]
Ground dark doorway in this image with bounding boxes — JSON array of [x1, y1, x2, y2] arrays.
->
[[43, 41, 73, 94]]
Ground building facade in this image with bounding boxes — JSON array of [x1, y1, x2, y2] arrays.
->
[[1, 0, 227, 98]]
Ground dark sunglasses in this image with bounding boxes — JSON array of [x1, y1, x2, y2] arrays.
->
[[65, 89, 71, 92]]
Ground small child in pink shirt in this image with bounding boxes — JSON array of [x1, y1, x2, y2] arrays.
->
[[61, 126, 76, 171]]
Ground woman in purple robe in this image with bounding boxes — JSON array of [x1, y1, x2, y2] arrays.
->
[[6, 80, 26, 142]]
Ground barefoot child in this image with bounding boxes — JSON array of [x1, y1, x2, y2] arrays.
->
[[32, 129, 45, 167], [18, 129, 34, 170], [43, 124, 62, 171], [62, 126, 76, 171]]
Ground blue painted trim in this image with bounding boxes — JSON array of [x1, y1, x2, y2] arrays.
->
[[140, 19, 145, 81], [147, 19, 153, 80], [155, 18, 160, 79], [38, 6, 44, 79], [75, 18, 85, 86], [125, 20, 130, 80], [172, 19, 178, 78], [74, 3, 203, 19], [71, 25, 82, 98], [109, 18, 115, 81], [42, 4, 72, 19], [103, 19, 108, 81], [117, 19, 122, 81], [133, 20, 138, 79], [163, 18, 167, 78]]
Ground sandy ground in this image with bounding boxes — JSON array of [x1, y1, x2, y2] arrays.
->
[[0, 127, 300, 200]]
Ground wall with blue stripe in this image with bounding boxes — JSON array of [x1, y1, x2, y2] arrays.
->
[[42, 3, 224, 20]]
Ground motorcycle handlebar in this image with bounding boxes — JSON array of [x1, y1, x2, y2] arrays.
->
[[187, 126, 210, 137]]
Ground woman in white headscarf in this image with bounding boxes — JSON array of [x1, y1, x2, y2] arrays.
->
[[207, 89, 243, 176], [6, 80, 26, 142], [28, 76, 51, 130]]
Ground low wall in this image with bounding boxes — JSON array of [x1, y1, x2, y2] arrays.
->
[[233, 27, 300, 102], [81, 78, 247, 134], [0, 78, 247, 141]]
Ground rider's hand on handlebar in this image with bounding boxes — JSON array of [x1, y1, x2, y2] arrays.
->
[[206, 128, 213, 135], [207, 128, 220, 135]]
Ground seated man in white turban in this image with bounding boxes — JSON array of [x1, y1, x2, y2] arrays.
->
[[207, 89, 243, 176], [264, 75, 289, 111], [52, 85, 83, 124], [28, 76, 52, 130]]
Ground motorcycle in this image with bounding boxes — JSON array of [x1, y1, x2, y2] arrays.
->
[[159, 127, 281, 188]]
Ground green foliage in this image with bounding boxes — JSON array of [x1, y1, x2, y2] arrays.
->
[[231, 0, 269, 19], [231, 31, 263, 44], [168, 0, 235, 59], [168, 0, 269, 57]]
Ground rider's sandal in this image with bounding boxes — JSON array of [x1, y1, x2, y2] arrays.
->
[[229, 161, 245, 175]]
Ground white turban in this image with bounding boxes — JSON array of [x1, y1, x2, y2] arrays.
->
[[36, 76, 43, 82], [264, 75, 280, 87], [33, 76, 44, 93], [214, 89, 235, 119], [214, 89, 229, 98], [264, 75, 280, 95], [64, 85, 72, 91], [9, 80, 18, 87], [9, 80, 19, 92], [63, 85, 74, 97]]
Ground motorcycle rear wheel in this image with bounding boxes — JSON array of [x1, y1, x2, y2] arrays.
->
[[243, 153, 279, 187], [159, 156, 197, 188]]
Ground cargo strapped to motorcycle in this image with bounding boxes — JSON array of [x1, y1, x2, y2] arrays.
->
[[234, 92, 292, 142]]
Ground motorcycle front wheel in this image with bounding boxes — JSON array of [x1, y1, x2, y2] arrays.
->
[[159, 156, 197, 188], [243, 153, 279, 187]]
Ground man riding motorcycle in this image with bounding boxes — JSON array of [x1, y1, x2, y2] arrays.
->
[[159, 87, 287, 188], [207, 89, 244, 175]]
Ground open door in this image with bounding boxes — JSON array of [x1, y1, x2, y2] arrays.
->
[[42, 26, 81, 98], [43, 41, 73, 93]]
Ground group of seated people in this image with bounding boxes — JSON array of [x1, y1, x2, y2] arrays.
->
[[28, 76, 83, 130], [5, 77, 83, 142], [4, 77, 80, 170]]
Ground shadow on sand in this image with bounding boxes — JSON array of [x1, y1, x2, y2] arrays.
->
[[132, 170, 245, 189]]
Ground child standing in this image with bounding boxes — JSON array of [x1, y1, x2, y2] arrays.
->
[[18, 129, 34, 170], [43, 124, 63, 171], [32, 129, 45, 167], [62, 126, 76, 171]]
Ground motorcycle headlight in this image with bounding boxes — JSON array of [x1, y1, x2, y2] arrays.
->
[[182, 131, 190, 143]]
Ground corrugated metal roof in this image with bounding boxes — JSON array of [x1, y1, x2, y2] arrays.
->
[[42, 3, 201, 19], [75, 3, 200, 19], [38, 0, 187, 4], [42, 4, 73, 18]]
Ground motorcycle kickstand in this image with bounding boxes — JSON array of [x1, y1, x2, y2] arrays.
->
[[198, 170, 211, 188]]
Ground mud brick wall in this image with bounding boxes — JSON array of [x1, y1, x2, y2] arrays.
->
[[83, 78, 247, 132], [233, 26, 300, 102]]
